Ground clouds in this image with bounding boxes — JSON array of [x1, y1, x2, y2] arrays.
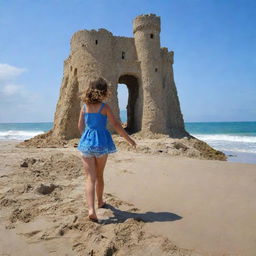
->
[[0, 63, 27, 82], [0, 63, 27, 98], [1, 84, 21, 96], [0, 63, 40, 122]]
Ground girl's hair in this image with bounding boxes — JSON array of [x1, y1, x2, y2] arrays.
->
[[81, 77, 110, 104]]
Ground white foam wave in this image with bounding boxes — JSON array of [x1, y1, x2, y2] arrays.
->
[[192, 134, 256, 143], [0, 130, 43, 141], [214, 147, 256, 154], [192, 133, 256, 154]]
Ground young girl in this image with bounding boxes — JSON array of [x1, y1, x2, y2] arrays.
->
[[77, 77, 137, 222]]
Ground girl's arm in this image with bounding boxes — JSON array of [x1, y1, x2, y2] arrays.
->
[[105, 103, 136, 147], [78, 106, 85, 135]]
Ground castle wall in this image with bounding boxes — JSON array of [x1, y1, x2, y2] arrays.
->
[[52, 57, 81, 139], [112, 36, 143, 133], [160, 48, 186, 136]]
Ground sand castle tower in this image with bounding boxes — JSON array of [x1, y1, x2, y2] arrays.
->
[[52, 14, 189, 139]]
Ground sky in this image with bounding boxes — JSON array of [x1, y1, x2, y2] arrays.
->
[[0, 0, 255, 123]]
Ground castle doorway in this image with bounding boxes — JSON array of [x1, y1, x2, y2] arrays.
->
[[117, 83, 128, 126], [118, 74, 139, 134]]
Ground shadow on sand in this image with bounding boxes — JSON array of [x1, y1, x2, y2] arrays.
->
[[99, 204, 182, 225]]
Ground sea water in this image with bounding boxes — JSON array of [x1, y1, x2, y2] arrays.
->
[[0, 122, 52, 141], [0, 112, 255, 164], [185, 121, 256, 164]]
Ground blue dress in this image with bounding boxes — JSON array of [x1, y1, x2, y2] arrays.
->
[[77, 102, 117, 155]]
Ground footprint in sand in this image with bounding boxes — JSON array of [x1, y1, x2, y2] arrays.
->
[[18, 230, 42, 238], [114, 158, 133, 163], [120, 169, 134, 174]]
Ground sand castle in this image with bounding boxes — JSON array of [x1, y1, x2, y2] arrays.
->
[[18, 14, 226, 161], [52, 13, 189, 139]]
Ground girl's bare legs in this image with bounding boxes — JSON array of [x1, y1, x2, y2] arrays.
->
[[95, 154, 108, 207], [81, 156, 97, 219]]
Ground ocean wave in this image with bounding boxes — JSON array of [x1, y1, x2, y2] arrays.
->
[[192, 134, 256, 143], [213, 147, 256, 154], [192, 133, 256, 154], [0, 130, 44, 141]]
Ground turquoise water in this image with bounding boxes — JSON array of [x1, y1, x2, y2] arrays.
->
[[0, 113, 255, 164], [120, 110, 127, 123], [184, 121, 256, 164], [185, 121, 256, 154], [185, 121, 256, 136]]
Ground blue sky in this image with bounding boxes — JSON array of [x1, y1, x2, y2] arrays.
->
[[0, 0, 255, 123]]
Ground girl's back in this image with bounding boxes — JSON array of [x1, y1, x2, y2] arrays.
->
[[78, 101, 117, 156], [84, 102, 107, 130]]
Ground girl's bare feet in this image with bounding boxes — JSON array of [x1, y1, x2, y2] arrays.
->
[[98, 201, 107, 208], [88, 210, 98, 222]]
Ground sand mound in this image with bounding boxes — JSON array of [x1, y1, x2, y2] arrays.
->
[[113, 133, 227, 161], [16, 131, 227, 161], [17, 130, 68, 148], [36, 183, 59, 195]]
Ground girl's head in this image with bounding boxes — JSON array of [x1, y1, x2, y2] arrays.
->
[[81, 77, 110, 104]]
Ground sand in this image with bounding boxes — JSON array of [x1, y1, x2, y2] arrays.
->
[[0, 140, 255, 255]]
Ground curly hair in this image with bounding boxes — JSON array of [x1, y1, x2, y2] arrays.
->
[[81, 77, 110, 104]]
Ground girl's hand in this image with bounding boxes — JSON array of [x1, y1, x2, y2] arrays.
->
[[129, 138, 137, 148]]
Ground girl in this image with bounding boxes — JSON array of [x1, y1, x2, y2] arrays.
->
[[77, 77, 137, 223]]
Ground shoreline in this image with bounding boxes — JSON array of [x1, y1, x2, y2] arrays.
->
[[223, 149, 256, 164]]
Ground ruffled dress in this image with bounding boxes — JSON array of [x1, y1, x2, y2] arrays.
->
[[77, 102, 117, 155]]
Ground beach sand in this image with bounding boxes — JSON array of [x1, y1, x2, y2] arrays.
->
[[0, 141, 255, 255]]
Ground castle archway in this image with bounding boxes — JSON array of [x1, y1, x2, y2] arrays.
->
[[117, 83, 128, 123], [118, 74, 140, 134]]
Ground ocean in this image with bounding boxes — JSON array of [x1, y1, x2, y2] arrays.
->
[[0, 112, 255, 164], [185, 121, 256, 164]]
